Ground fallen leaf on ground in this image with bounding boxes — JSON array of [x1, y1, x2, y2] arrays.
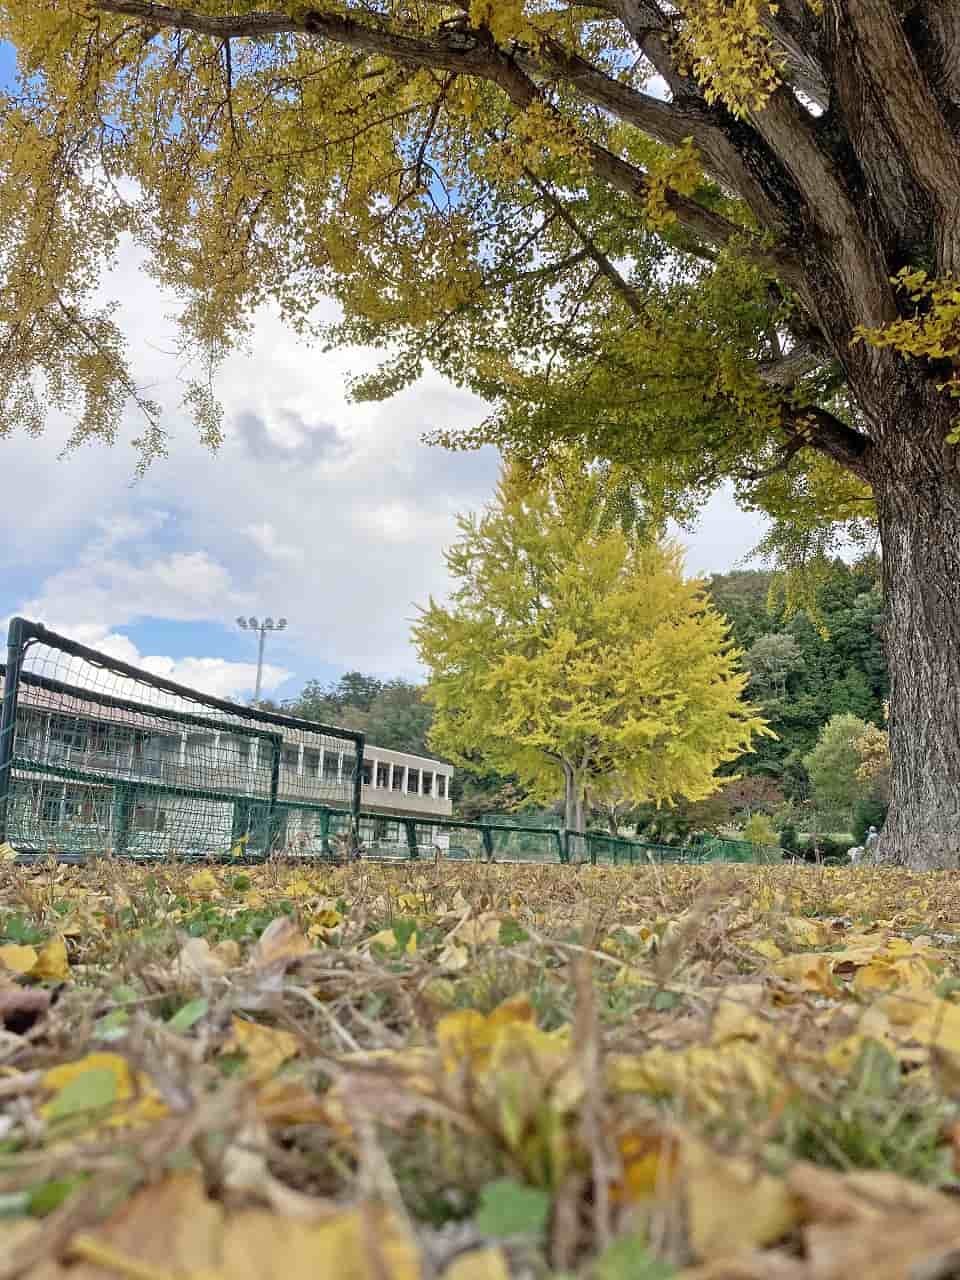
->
[[0, 943, 38, 975], [10, 1172, 422, 1279], [683, 1139, 801, 1261], [225, 1016, 300, 1081], [250, 916, 312, 970], [442, 1248, 511, 1280], [40, 1052, 167, 1128], [32, 937, 70, 981]]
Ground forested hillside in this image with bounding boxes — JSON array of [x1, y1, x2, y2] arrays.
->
[[707, 558, 887, 797]]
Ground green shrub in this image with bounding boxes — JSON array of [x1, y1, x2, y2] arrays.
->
[[779, 823, 798, 854]]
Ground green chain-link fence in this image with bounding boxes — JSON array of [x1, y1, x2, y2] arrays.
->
[[0, 618, 364, 861]]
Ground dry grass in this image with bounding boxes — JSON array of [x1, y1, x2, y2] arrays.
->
[[2, 858, 960, 1278]]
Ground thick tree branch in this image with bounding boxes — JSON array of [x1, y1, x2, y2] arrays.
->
[[914, 3, 960, 108], [615, 0, 692, 100], [526, 39, 794, 232], [92, 0, 793, 275], [829, 0, 960, 270], [748, 87, 894, 328], [762, 2, 828, 107], [757, 341, 826, 388], [783, 404, 871, 480]]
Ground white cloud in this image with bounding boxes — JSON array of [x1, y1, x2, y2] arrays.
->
[[18, 542, 241, 637], [245, 522, 305, 564], [92, 630, 288, 701]]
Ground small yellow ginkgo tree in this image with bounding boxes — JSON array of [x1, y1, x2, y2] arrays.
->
[[414, 462, 767, 833]]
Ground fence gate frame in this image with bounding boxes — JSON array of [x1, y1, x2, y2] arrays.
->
[[0, 618, 364, 856]]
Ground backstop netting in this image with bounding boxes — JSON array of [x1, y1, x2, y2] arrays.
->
[[0, 619, 363, 860]]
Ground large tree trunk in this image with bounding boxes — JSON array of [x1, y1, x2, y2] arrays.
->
[[873, 420, 960, 868], [561, 761, 586, 833]]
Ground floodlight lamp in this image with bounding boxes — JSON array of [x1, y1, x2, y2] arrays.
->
[[277, 618, 288, 630], [248, 616, 259, 629], [236, 617, 247, 629], [264, 617, 275, 629]]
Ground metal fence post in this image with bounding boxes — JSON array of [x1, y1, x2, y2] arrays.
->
[[404, 819, 419, 860], [0, 618, 28, 845], [266, 735, 282, 854], [481, 826, 494, 862], [112, 783, 135, 856], [351, 733, 365, 839]]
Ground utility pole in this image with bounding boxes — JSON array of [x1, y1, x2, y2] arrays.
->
[[236, 616, 287, 706]]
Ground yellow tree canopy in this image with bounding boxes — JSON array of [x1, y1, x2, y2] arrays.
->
[[414, 463, 767, 825], [0, 0, 926, 520]]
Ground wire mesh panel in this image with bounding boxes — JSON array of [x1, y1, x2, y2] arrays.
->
[[351, 817, 563, 863], [0, 620, 364, 861], [487, 825, 563, 862]]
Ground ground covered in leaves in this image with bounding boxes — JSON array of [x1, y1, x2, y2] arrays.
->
[[4, 859, 960, 1279]]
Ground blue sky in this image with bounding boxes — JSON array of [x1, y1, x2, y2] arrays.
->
[[0, 41, 763, 706]]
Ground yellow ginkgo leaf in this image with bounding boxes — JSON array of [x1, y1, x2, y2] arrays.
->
[[41, 1051, 167, 1128], [367, 928, 398, 950], [436, 942, 469, 972], [33, 937, 70, 982], [226, 1017, 300, 1082], [282, 877, 316, 900], [250, 917, 311, 970], [853, 954, 936, 997], [773, 953, 837, 996], [0, 842, 17, 863], [745, 937, 783, 962], [611, 1128, 681, 1204], [682, 1138, 800, 1260], [609, 1041, 779, 1115], [436, 995, 535, 1074], [779, 916, 832, 948], [0, 943, 38, 975], [457, 914, 502, 946], [51, 1172, 422, 1280]]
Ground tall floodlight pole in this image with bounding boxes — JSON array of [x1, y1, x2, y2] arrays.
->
[[236, 616, 288, 706]]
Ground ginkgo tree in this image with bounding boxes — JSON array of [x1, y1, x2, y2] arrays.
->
[[1, 2, 960, 864], [414, 463, 766, 833]]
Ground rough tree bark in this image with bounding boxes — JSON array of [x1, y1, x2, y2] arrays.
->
[[871, 390, 960, 868], [561, 761, 586, 835]]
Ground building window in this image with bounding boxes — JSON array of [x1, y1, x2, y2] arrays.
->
[[437, 775, 447, 799], [218, 736, 250, 769], [362, 761, 373, 785], [282, 746, 299, 769], [134, 799, 167, 832], [392, 767, 404, 791], [323, 753, 340, 781], [376, 762, 389, 788], [48, 715, 88, 756], [407, 768, 420, 795], [304, 749, 321, 776], [422, 771, 433, 796], [40, 791, 62, 824]]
